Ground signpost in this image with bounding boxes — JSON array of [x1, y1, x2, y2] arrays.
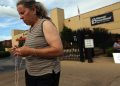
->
[[84, 35, 94, 63]]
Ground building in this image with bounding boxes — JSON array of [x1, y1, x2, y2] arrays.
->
[[52, 2, 120, 33], [2, 40, 12, 48], [12, 2, 120, 46], [0, 40, 12, 51]]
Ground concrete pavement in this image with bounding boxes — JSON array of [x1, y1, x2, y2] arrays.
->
[[0, 56, 120, 86]]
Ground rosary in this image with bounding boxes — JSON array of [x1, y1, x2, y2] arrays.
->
[[14, 56, 23, 86]]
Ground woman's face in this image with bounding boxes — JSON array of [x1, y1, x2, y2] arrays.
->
[[118, 39, 120, 44], [17, 4, 36, 26]]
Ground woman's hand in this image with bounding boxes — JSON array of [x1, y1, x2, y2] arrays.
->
[[10, 45, 18, 56], [14, 46, 32, 57]]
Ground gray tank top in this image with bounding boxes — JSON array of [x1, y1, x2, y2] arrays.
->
[[24, 19, 60, 76]]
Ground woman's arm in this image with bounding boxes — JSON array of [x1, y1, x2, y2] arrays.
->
[[32, 20, 63, 57]]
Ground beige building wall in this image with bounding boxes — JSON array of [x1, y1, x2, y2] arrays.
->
[[64, 2, 120, 33], [50, 8, 64, 32]]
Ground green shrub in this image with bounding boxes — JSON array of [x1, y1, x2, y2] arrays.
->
[[4, 51, 11, 57], [0, 51, 10, 58], [106, 47, 113, 57]]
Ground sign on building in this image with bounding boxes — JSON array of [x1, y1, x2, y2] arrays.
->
[[90, 12, 114, 26]]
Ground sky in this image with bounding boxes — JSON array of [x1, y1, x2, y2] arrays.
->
[[0, 0, 120, 41]]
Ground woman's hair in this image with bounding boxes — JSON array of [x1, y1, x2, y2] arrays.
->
[[17, 0, 50, 20]]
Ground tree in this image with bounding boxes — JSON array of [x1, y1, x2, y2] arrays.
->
[[61, 26, 74, 49], [93, 28, 113, 53], [0, 42, 5, 51]]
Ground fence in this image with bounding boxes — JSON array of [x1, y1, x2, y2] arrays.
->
[[60, 47, 103, 61], [61, 48, 80, 61]]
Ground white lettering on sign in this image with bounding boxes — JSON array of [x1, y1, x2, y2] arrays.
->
[[91, 12, 114, 25]]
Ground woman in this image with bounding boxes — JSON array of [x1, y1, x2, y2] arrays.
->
[[113, 38, 120, 52], [13, 0, 63, 86]]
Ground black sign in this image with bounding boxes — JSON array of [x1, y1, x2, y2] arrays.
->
[[90, 12, 114, 26]]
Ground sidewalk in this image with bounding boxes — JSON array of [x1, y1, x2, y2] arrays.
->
[[0, 56, 120, 86], [60, 56, 120, 86]]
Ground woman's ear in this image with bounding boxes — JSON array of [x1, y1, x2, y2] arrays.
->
[[32, 6, 36, 15]]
